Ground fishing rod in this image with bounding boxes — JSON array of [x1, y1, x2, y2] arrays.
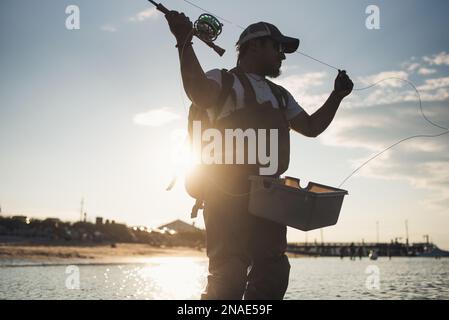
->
[[147, 0, 226, 56]]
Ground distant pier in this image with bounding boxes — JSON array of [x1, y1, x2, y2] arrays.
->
[[287, 241, 449, 258]]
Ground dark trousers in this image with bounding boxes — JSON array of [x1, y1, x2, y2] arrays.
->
[[200, 186, 290, 300]]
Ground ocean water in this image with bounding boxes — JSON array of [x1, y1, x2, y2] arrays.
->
[[1, 257, 448, 300]]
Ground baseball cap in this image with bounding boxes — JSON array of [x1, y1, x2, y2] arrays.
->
[[236, 22, 300, 54]]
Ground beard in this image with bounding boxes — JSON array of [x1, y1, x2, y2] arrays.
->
[[266, 65, 282, 78]]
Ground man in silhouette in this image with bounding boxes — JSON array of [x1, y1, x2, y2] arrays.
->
[[165, 11, 353, 300]]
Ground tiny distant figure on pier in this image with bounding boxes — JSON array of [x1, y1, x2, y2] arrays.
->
[[349, 242, 356, 260], [358, 246, 364, 260], [340, 246, 346, 259]]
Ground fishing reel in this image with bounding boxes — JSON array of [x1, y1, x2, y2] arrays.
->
[[194, 13, 223, 43], [148, 0, 226, 56], [192, 13, 225, 56]]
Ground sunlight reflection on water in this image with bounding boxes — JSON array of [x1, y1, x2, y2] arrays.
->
[[1, 257, 449, 300], [132, 257, 207, 299]]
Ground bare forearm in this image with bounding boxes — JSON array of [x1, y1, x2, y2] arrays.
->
[[309, 91, 343, 137], [290, 71, 353, 138]]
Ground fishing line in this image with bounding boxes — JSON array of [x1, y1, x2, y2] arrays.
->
[[295, 51, 340, 71], [338, 77, 449, 188], [353, 77, 448, 131], [182, 0, 244, 28], [173, 0, 448, 194], [338, 131, 449, 188]]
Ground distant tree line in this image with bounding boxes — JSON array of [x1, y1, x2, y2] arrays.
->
[[0, 216, 205, 249]]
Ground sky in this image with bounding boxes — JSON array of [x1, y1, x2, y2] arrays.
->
[[1, 0, 448, 248]]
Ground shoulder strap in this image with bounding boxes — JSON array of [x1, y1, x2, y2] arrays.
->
[[265, 80, 291, 126], [212, 69, 235, 124], [231, 68, 257, 106], [265, 80, 289, 110]]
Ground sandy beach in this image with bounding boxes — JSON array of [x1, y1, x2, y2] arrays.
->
[[0, 243, 207, 265], [0, 242, 306, 266]]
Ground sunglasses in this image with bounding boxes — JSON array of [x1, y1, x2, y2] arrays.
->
[[271, 41, 286, 54]]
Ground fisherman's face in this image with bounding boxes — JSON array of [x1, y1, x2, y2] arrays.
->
[[256, 38, 286, 78]]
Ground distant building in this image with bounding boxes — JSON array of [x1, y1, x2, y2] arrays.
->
[[158, 219, 203, 234], [43, 218, 61, 227], [96, 217, 103, 225], [12, 216, 28, 223]]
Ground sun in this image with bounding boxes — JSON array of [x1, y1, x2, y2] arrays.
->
[[168, 128, 198, 182]]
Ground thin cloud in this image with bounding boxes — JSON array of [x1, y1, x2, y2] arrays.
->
[[281, 65, 301, 72], [100, 24, 117, 32], [417, 77, 449, 91], [133, 108, 181, 127], [321, 100, 448, 150], [345, 70, 449, 108], [418, 88, 449, 101], [277, 65, 448, 111], [406, 63, 421, 72], [402, 52, 448, 76], [274, 72, 329, 111], [129, 8, 159, 22], [423, 51, 449, 66], [418, 68, 437, 76], [358, 71, 408, 88], [353, 153, 449, 209], [275, 72, 328, 91], [402, 140, 446, 152]]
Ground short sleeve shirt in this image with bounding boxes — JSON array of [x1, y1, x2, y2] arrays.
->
[[205, 68, 304, 122]]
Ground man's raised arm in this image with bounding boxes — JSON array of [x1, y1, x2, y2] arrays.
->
[[290, 70, 354, 137], [165, 11, 220, 108]]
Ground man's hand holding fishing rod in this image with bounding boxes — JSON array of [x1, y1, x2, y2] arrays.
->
[[165, 10, 223, 108]]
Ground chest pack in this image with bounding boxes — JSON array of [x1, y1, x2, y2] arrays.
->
[[186, 67, 291, 217]]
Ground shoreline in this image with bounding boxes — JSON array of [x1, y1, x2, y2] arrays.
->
[[0, 242, 309, 266], [0, 243, 207, 266]]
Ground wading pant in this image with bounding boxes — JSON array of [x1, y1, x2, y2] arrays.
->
[[200, 185, 290, 300]]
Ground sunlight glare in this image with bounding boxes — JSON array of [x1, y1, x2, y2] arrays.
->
[[137, 257, 207, 299]]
